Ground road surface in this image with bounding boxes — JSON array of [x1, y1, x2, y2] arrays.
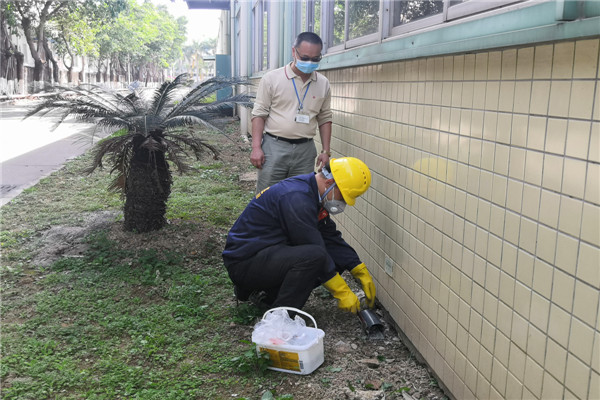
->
[[0, 100, 103, 207]]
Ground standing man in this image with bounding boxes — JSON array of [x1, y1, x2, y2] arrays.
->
[[251, 31, 333, 193], [222, 157, 376, 314]]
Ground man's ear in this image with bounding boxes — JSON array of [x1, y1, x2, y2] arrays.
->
[[325, 178, 335, 185]]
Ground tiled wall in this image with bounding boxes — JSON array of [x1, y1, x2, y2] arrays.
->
[[323, 39, 600, 399]]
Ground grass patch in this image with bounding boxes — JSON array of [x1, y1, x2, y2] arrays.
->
[[0, 126, 277, 399]]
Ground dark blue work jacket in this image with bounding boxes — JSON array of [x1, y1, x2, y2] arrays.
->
[[222, 173, 361, 281]]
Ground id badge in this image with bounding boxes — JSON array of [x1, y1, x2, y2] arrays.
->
[[295, 113, 310, 124]]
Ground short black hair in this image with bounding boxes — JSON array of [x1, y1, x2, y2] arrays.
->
[[294, 32, 323, 49]]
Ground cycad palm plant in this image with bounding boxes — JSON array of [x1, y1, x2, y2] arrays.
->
[[26, 74, 252, 232]]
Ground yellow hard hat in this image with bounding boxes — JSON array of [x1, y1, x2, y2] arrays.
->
[[329, 157, 371, 206]]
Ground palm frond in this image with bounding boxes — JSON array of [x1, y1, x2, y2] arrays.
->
[[148, 73, 191, 117], [166, 76, 252, 119]]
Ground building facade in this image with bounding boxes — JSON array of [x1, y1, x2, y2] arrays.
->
[[189, 1, 600, 398]]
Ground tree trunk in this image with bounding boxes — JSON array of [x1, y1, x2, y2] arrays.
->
[[123, 142, 172, 233], [21, 17, 45, 86], [42, 38, 59, 83], [79, 57, 85, 83]]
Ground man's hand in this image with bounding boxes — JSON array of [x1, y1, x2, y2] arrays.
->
[[351, 263, 376, 308], [315, 152, 330, 171], [250, 147, 265, 169]]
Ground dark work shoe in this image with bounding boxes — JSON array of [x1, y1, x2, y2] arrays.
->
[[249, 291, 273, 311], [233, 285, 252, 301]]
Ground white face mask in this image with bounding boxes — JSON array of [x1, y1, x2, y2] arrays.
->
[[320, 183, 346, 215]]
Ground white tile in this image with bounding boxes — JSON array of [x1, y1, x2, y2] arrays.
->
[[542, 153, 564, 192], [584, 158, 600, 206], [558, 196, 583, 237], [539, 189, 561, 229], [581, 202, 600, 245], [555, 232, 579, 275], [565, 120, 591, 160], [577, 241, 600, 288]]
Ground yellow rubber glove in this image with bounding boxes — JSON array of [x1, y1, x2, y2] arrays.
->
[[350, 263, 376, 308], [323, 273, 360, 314]]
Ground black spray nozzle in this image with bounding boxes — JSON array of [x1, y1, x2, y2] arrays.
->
[[358, 309, 384, 340]]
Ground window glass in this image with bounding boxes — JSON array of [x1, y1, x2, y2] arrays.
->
[[314, 0, 321, 35], [392, 0, 444, 27], [262, 3, 268, 69], [348, 0, 379, 40], [333, 0, 345, 46]]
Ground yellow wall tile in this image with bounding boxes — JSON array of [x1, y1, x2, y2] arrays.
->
[[530, 292, 550, 332], [542, 153, 564, 192], [539, 189, 561, 229], [509, 342, 527, 381], [552, 270, 576, 313], [541, 371, 565, 400], [528, 323, 547, 365], [568, 316, 595, 365], [585, 163, 599, 205], [549, 303, 572, 347], [518, 217, 538, 255], [577, 241, 600, 288], [562, 158, 586, 199], [589, 370, 599, 400], [552, 42, 575, 79], [581, 202, 599, 245], [516, 47, 535, 79], [565, 120, 591, 160], [565, 353, 590, 400], [491, 357, 508, 395], [485, 81, 500, 111], [504, 372, 524, 399], [521, 183, 540, 220], [558, 196, 583, 237], [572, 280, 599, 327], [498, 81, 515, 112], [513, 282, 532, 326], [524, 356, 544, 398], [545, 118, 568, 155], [545, 338, 567, 381], [524, 151, 544, 186], [569, 81, 595, 119], [510, 114, 529, 147], [526, 116, 545, 151], [513, 81, 531, 114], [529, 80, 550, 115], [488, 51, 502, 80], [548, 81, 571, 118], [536, 225, 557, 265], [473, 82, 486, 109], [474, 52, 488, 80], [501, 49, 517, 80], [533, 44, 554, 79], [555, 232, 579, 275]]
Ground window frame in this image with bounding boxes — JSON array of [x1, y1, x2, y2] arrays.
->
[[319, 0, 526, 55], [252, 0, 269, 73]]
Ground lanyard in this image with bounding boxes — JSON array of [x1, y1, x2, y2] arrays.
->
[[292, 78, 311, 112]]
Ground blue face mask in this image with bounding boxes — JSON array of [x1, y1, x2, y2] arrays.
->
[[295, 60, 320, 74]]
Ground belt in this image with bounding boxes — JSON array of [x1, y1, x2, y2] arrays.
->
[[265, 132, 312, 144]]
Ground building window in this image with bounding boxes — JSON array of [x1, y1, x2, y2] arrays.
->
[[252, 0, 269, 72], [321, 0, 523, 53], [301, 0, 322, 34]]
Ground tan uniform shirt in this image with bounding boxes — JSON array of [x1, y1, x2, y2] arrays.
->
[[251, 62, 332, 139]]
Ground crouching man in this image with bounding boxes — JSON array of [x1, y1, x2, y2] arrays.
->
[[222, 157, 377, 314]]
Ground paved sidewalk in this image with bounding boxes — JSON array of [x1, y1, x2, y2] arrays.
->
[[1, 131, 101, 207]]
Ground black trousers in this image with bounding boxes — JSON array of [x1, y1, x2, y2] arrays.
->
[[225, 243, 328, 310]]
